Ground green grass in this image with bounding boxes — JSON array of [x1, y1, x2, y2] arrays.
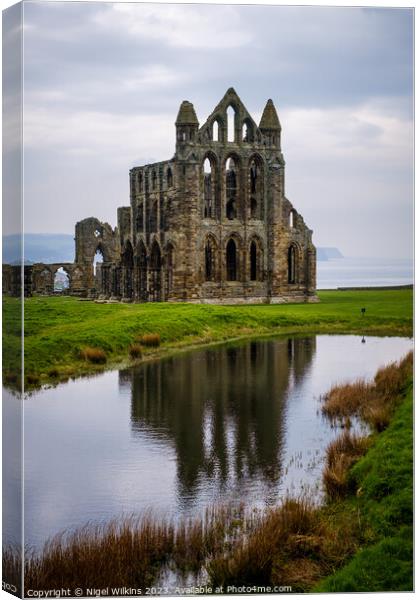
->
[[2, 288, 412, 387], [315, 381, 413, 592]]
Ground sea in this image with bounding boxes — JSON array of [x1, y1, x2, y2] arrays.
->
[[317, 257, 413, 290]]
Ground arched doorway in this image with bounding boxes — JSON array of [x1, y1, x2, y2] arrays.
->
[[54, 267, 70, 293]]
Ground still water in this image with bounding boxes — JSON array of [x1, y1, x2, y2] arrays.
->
[[7, 335, 413, 550]]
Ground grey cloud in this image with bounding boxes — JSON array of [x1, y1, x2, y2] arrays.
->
[[15, 2, 414, 259]]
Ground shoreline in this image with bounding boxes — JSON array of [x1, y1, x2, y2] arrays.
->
[[3, 288, 413, 391]]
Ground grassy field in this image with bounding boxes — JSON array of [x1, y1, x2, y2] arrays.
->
[[2, 288, 413, 387]]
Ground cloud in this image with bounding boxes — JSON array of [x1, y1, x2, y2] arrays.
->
[[18, 3, 413, 258], [92, 3, 253, 49]]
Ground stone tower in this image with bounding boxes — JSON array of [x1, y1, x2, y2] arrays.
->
[[73, 88, 317, 302]]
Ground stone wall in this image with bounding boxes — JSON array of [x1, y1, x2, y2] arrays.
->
[[3, 89, 317, 303]]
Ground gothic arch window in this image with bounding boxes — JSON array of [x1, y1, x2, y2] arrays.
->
[[203, 158, 215, 219], [152, 171, 157, 190], [289, 209, 296, 228], [226, 105, 236, 142], [242, 120, 254, 143], [167, 167, 173, 188], [250, 241, 257, 281], [136, 241, 148, 301], [165, 243, 175, 296], [212, 120, 221, 142], [288, 245, 298, 284], [150, 241, 162, 302], [204, 236, 217, 281], [249, 157, 263, 220], [225, 157, 238, 220], [249, 239, 264, 281], [93, 246, 105, 276], [136, 203, 144, 231], [149, 200, 158, 232], [54, 267, 70, 293], [226, 239, 238, 281], [138, 171, 143, 192]]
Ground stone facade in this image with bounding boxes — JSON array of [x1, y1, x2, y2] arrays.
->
[[3, 89, 317, 303]]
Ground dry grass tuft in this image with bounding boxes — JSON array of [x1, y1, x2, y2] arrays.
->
[[322, 351, 413, 432], [323, 432, 370, 501], [322, 380, 375, 420], [138, 333, 161, 347], [79, 347, 107, 364], [128, 344, 143, 359]]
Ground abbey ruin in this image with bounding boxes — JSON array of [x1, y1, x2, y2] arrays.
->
[[3, 88, 317, 303]]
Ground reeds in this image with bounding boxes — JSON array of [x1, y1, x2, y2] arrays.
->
[[17, 506, 249, 592], [128, 344, 142, 359], [323, 432, 370, 501], [79, 346, 107, 364], [322, 351, 413, 432], [207, 497, 358, 591], [138, 333, 161, 347]]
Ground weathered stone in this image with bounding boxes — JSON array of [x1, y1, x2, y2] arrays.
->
[[3, 89, 317, 303]]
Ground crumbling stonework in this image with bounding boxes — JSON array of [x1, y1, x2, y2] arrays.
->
[[3, 89, 317, 303]]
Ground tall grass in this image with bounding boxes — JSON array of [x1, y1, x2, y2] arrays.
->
[[322, 351, 413, 431], [323, 432, 371, 500], [79, 346, 107, 364], [138, 333, 161, 347], [9, 506, 252, 593], [321, 351, 413, 502]]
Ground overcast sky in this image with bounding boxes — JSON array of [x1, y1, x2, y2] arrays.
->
[[16, 2, 414, 258]]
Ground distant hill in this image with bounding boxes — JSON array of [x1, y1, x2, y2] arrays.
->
[[3, 233, 75, 264], [317, 247, 344, 261], [3, 233, 343, 265]]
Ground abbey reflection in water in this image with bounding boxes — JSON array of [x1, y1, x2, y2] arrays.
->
[[118, 337, 316, 503]]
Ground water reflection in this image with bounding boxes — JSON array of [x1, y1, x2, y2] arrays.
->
[[119, 337, 316, 506]]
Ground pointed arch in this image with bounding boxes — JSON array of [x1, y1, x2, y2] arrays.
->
[[53, 266, 71, 294], [204, 234, 218, 282], [149, 240, 162, 301], [121, 240, 134, 299], [226, 105, 236, 142], [242, 118, 254, 143], [202, 153, 218, 219], [136, 202, 144, 231], [225, 154, 240, 220], [226, 238, 238, 281], [166, 167, 173, 188], [289, 209, 297, 228], [212, 118, 222, 142], [135, 239, 148, 301], [288, 244, 299, 284], [249, 236, 264, 282], [165, 242, 175, 297], [249, 154, 264, 221]]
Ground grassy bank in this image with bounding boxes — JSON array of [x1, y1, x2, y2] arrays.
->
[[2, 353, 413, 593], [2, 288, 413, 388]]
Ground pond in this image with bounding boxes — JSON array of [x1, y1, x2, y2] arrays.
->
[[3, 334, 413, 550]]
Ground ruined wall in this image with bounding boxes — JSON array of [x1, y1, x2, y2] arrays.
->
[[3, 89, 317, 303]]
